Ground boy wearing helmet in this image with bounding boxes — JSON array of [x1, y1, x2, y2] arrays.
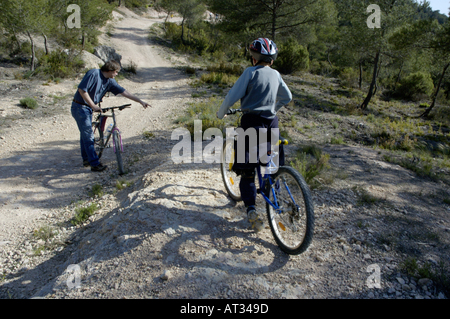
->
[[217, 38, 292, 232]]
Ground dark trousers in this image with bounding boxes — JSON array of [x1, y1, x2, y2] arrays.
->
[[233, 114, 285, 207]]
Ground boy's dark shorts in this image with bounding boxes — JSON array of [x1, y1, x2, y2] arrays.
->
[[232, 113, 285, 174]]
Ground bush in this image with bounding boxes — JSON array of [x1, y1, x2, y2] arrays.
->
[[71, 203, 99, 226], [274, 38, 309, 74], [175, 97, 238, 138], [290, 145, 330, 187], [309, 60, 336, 76], [200, 72, 238, 87], [338, 67, 359, 88], [396, 72, 434, 101], [19, 97, 38, 109]]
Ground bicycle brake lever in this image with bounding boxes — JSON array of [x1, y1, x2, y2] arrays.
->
[[119, 104, 132, 111]]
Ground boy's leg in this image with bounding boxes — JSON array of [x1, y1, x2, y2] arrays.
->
[[239, 169, 256, 207], [239, 169, 264, 232]]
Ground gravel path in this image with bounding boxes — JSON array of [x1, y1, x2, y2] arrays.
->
[[0, 8, 448, 300]]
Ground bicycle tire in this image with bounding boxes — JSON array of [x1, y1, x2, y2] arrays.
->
[[220, 140, 242, 201], [266, 166, 314, 255], [113, 130, 125, 175], [92, 122, 104, 159]]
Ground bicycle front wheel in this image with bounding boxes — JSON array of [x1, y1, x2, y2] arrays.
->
[[220, 140, 242, 201], [113, 130, 125, 175], [266, 166, 314, 255]]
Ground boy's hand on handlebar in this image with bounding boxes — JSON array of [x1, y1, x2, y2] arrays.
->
[[92, 105, 102, 113], [216, 111, 227, 118]]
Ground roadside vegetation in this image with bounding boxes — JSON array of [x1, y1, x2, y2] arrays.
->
[[150, 0, 449, 189]]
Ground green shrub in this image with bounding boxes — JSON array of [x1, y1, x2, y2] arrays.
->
[[396, 72, 434, 101], [89, 184, 103, 198], [71, 203, 99, 226], [290, 145, 330, 187], [338, 67, 359, 88], [309, 60, 337, 76], [274, 38, 309, 74], [19, 97, 38, 109], [206, 62, 243, 76], [200, 72, 238, 86], [175, 97, 239, 138], [31, 49, 85, 79]]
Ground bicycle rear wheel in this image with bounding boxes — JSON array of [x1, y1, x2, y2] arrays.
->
[[113, 130, 125, 175], [220, 140, 242, 201], [266, 166, 314, 255]]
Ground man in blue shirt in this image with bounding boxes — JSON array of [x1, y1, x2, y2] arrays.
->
[[71, 60, 151, 172]]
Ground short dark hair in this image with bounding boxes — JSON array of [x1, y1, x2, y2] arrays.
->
[[101, 60, 121, 72]]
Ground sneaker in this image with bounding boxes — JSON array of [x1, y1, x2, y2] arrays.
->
[[83, 160, 90, 167], [91, 163, 107, 172], [247, 207, 264, 232]]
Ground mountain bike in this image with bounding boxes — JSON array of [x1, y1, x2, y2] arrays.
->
[[92, 104, 131, 175], [220, 109, 314, 255]]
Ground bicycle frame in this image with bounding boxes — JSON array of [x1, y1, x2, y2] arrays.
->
[[256, 146, 300, 214]]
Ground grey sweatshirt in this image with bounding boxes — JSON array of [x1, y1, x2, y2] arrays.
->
[[217, 65, 292, 119]]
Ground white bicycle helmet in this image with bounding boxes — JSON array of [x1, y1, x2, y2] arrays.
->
[[249, 38, 278, 63]]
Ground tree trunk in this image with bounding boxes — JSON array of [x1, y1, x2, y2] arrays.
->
[[181, 18, 186, 45], [394, 61, 403, 91], [328, 51, 333, 68], [271, 9, 277, 41], [43, 33, 49, 55], [26, 31, 36, 72], [360, 50, 380, 109], [373, 55, 382, 96], [359, 60, 363, 89], [421, 62, 450, 118]]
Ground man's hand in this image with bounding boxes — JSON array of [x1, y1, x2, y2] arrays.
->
[[141, 102, 151, 109], [217, 111, 226, 119], [121, 90, 151, 109], [92, 105, 102, 112]]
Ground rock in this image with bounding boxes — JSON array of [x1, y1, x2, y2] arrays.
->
[[93, 46, 122, 67], [161, 270, 172, 281], [80, 50, 105, 70], [402, 284, 412, 291], [418, 278, 432, 286]]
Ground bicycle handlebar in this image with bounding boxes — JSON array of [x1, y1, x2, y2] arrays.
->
[[101, 104, 132, 113], [226, 108, 242, 115]]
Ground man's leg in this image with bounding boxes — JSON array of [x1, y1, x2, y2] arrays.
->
[[71, 104, 101, 167]]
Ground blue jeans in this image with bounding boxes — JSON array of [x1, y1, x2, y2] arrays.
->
[[71, 102, 100, 167]]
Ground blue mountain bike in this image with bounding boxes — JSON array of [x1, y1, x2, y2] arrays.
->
[[220, 109, 314, 255]]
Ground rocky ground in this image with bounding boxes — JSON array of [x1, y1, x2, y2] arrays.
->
[[0, 8, 449, 300]]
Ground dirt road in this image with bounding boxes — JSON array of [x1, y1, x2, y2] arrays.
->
[[0, 8, 448, 300]]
